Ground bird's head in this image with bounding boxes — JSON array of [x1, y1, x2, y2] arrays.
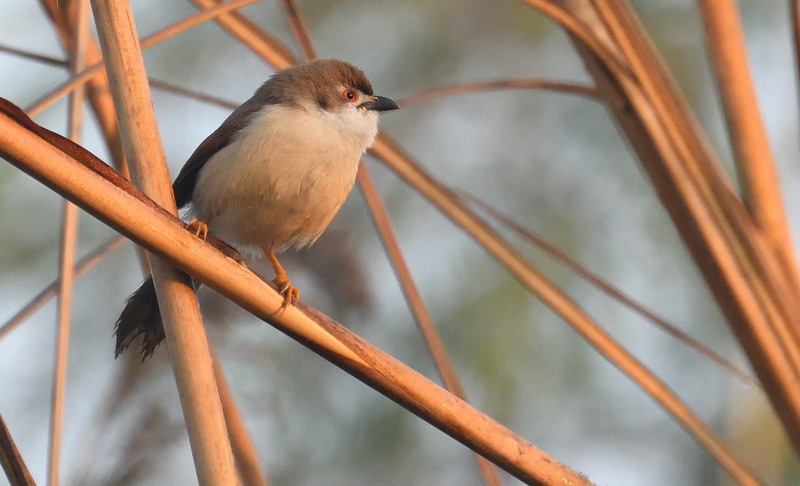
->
[[256, 59, 399, 149]]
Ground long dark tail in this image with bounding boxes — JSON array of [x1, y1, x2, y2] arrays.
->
[[114, 276, 165, 359]]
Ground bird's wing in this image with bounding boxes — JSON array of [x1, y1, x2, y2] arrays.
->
[[172, 100, 263, 208]]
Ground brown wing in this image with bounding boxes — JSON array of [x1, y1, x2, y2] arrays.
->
[[172, 98, 264, 208]]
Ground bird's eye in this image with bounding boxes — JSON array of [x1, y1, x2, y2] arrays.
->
[[342, 88, 359, 102]]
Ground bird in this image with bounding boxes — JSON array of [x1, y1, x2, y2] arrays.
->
[[114, 59, 399, 359]]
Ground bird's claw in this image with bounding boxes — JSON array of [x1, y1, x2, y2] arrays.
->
[[185, 218, 209, 240], [272, 276, 300, 308]]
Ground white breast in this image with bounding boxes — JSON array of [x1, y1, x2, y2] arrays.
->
[[191, 103, 378, 254]]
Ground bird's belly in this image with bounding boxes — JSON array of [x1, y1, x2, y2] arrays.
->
[[191, 139, 360, 253]]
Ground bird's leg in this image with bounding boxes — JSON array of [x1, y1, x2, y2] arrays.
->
[[185, 217, 209, 240], [267, 250, 299, 307]]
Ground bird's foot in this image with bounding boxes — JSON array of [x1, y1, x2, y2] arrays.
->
[[272, 274, 300, 308], [268, 250, 299, 307], [185, 218, 209, 240]]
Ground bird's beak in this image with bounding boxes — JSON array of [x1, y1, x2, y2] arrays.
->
[[363, 95, 399, 112]]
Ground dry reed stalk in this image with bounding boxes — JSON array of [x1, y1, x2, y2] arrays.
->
[[355, 167, 470, 407], [211, 352, 269, 486], [0, 44, 66, 66], [526, 0, 800, 460], [0, 99, 591, 486], [48, 2, 89, 483], [88, 1, 236, 484], [48, 193, 76, 486], [397, 78, 599, 105], [39, 0, 126, 171], [0, 415, 34, 486], [697, 0, 799, 287], [279, 0, 315, 61], [47, 102, 79, 486], [189, 0, 296, 68], [793, 1, 800, 122], [148, 78, 239, 109], [356, 167, 503, 486]]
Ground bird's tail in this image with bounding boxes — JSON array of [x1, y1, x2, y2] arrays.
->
[[114, 276, 165, 360]]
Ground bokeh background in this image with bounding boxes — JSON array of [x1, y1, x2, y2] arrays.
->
[[2, 1, 800, 484]]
